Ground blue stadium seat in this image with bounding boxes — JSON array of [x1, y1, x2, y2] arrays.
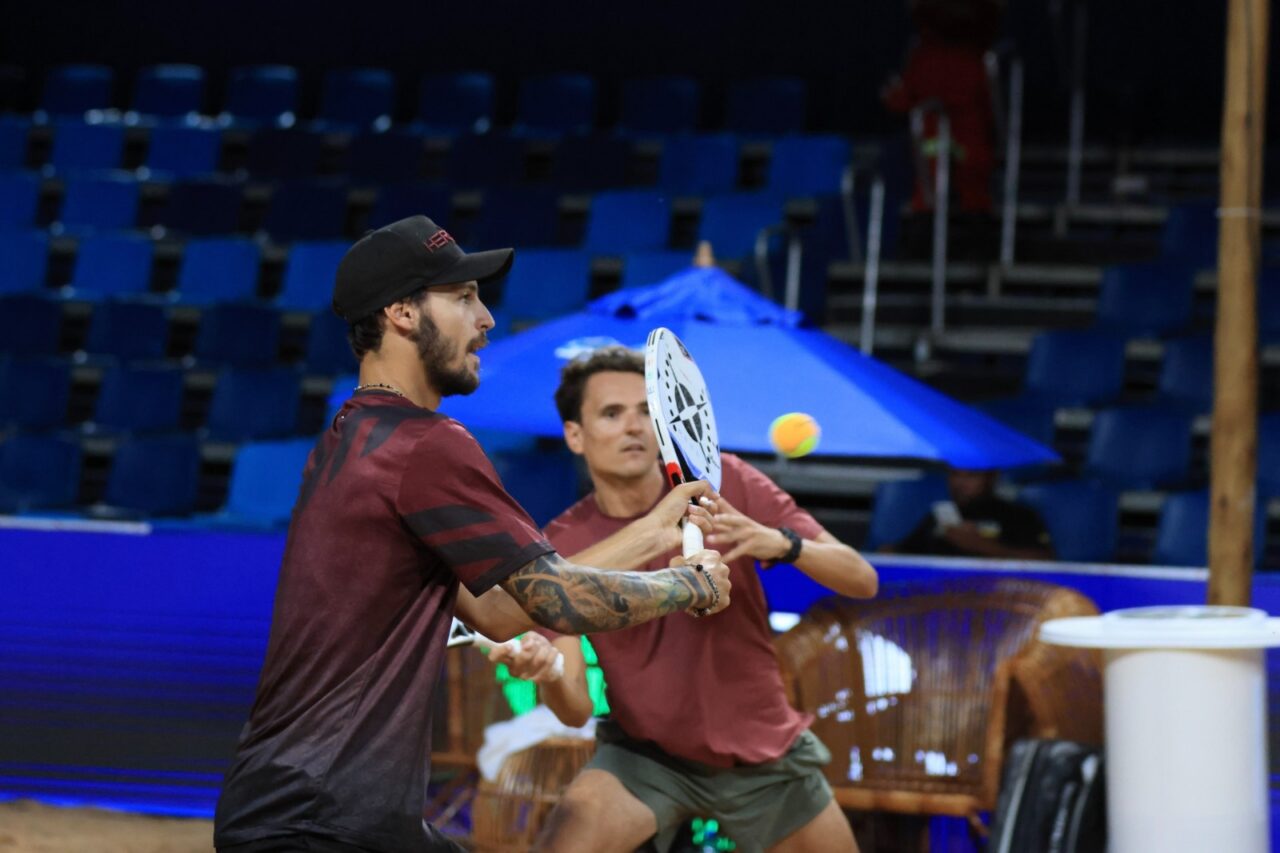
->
[[1019, 479, 1119, 563], [318, 68, 395, 130], [1153, 489, 1266, 567], [277, 241, 350, 311], [48, 120, 126, 174], [977, 397, 1057, 446], [65, 233, 153, 300], [726, 77, 807, 136], [551, 134, 634, 192], [1021, 329, 1128, 407], [499, 249, 592, 322], [367, 183, 454, 230], [82, 298, 169, 362], [0, 231, 50, 295], [261, 180, 350, 242], [583, 190, 671, 254], [205, 367, 302, 441], [489, 449, 581, 528], [1160, 201, 1217, 268], [173, 237, 261, 305], [223, 65, 299, 127], [194, 303, 282, 367], [1095, 262, 1195, 338], [0, 115, 30, 170], [619, 76, 700, 135], [143, 124, 222, 180], [245, 127, 324, 180], [0, 172, 40, 230], [1153, 335, 1213, 413], [516, 74, 597, 134], [57, 173, 141, 233], [417, 72, 495, 134], [303, 310, 356, 375], [1259, 413, 1280, 499], [1085, 406, 1194, 490], [0, 434, 82, 513], [131, 64, 205, 119], [213, 438, 314, 528], [89, 363, 184, 434], [102, 435, 201, 516], [696, 192, 784, 260], [446, 133, 528, 188], [864, 474, 950, 552], [345, 130, 426, 183], [619, 249, 693, 288], [658, 134, 740, 195], [0, 295, 63, 356], [471, 187, 562, 248], [767, 135, 851, 197], [157, 178, 244, 235], [0, 357, 72, 428], [40, 65, 113, 119]]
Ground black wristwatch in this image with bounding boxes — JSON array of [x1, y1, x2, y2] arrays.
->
[[774, 527, 803, 564]]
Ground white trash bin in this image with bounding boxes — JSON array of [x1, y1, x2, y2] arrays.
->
[[1040, 605, 1280, 853]]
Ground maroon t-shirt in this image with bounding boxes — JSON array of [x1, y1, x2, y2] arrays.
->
[[543, 453, 820, 768], [215, 391, 553, 852]]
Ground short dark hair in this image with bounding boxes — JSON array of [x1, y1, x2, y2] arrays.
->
[[554, 345, 645, 423], [345, 287, 429, 359]]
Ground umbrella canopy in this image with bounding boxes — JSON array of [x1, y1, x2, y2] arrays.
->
[[429, 266, 1057, 468]]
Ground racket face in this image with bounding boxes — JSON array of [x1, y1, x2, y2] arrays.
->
[[446, 617, 477, 648], [644, 327, 721, 492]]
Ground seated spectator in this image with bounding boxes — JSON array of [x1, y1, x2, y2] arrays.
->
[[884, 468, 1054, 560]]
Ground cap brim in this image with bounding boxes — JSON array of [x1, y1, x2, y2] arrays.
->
[[427, 247, 514, 287]]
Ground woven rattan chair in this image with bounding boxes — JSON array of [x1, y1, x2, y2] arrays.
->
[[469, 736, 598, 852], [773, 578, 1102, 833]]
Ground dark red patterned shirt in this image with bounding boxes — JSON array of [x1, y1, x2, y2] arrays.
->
[[215, 391, 553, 852]]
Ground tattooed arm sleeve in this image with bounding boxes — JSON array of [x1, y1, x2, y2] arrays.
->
[[498, 552, 713, 635]]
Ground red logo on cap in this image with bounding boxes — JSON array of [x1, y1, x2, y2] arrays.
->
[[424, 229, 455, 252]]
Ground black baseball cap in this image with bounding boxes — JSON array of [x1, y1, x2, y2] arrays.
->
[[331, 215, 514, 321]]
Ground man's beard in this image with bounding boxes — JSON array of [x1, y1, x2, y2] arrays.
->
[[411, 312, 483, 397]]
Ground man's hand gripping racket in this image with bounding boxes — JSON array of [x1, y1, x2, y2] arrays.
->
[[645, 327, 728, 617], [446, 619, 565, 681]]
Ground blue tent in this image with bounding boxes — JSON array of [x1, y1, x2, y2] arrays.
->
[[361, 266, 1057, 468]]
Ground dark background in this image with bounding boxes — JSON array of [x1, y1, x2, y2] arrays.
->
[[0, 1, 1262, 143]]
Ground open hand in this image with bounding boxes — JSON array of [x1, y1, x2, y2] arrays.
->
[[705, 496, 791, 564]]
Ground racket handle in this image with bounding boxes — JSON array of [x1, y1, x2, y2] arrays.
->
[[475, 633, 565, 682], [681, 517, 703, 558]]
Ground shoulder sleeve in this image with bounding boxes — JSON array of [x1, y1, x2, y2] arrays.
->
[[724, 454, 824, 540], [397, 419, 555, 596]]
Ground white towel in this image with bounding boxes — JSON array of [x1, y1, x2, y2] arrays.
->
[[476, 705, 597, 781]]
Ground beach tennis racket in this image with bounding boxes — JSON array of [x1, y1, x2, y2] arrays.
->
[[447, 617, 564, 680], [644, 327, 722, 558]]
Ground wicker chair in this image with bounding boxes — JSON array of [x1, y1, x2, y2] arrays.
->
[[773, 578, 1102, 831], [469, 736, 598, 852], [426, 646, 515, 831]]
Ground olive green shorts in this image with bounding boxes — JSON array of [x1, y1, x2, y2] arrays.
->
[[585, 720, 834, 853]]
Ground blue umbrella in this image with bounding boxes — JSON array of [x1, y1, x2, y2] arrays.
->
[[413, 266, 1057, 468]]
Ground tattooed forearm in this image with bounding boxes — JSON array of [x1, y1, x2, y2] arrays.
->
[[499, 552, 710, 634]]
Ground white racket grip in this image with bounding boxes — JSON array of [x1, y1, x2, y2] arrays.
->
[[475, 633, 565, 681], [681, 517, 703, 557]]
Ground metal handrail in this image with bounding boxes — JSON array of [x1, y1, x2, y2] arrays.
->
[[755, 223, 803, 312], [859, 176, 886, 354], [842, 164, 863, 264], [1065, 1, 1088, 211], [1000, 57, 1025, 268], [910, 100, 951, 335]]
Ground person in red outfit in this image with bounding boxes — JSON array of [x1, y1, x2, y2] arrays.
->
[[882, 0, 1004, 214]]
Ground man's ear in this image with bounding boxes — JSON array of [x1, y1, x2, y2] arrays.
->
[[563, 420, 584, 456], [383, 298, 419, 335]]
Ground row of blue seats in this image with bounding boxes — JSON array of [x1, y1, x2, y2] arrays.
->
[[1, 119, 854, 192], [865, 473, 1279, 568], [18, 65, 812, 136], [1, 173, 835, 253], [0, 360, 328, 440]]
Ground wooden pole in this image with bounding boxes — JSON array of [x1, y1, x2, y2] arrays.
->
[[1208, 0, 1267, 605]]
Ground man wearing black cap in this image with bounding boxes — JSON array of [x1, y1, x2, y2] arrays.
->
[[213, 216, 730, 853]]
